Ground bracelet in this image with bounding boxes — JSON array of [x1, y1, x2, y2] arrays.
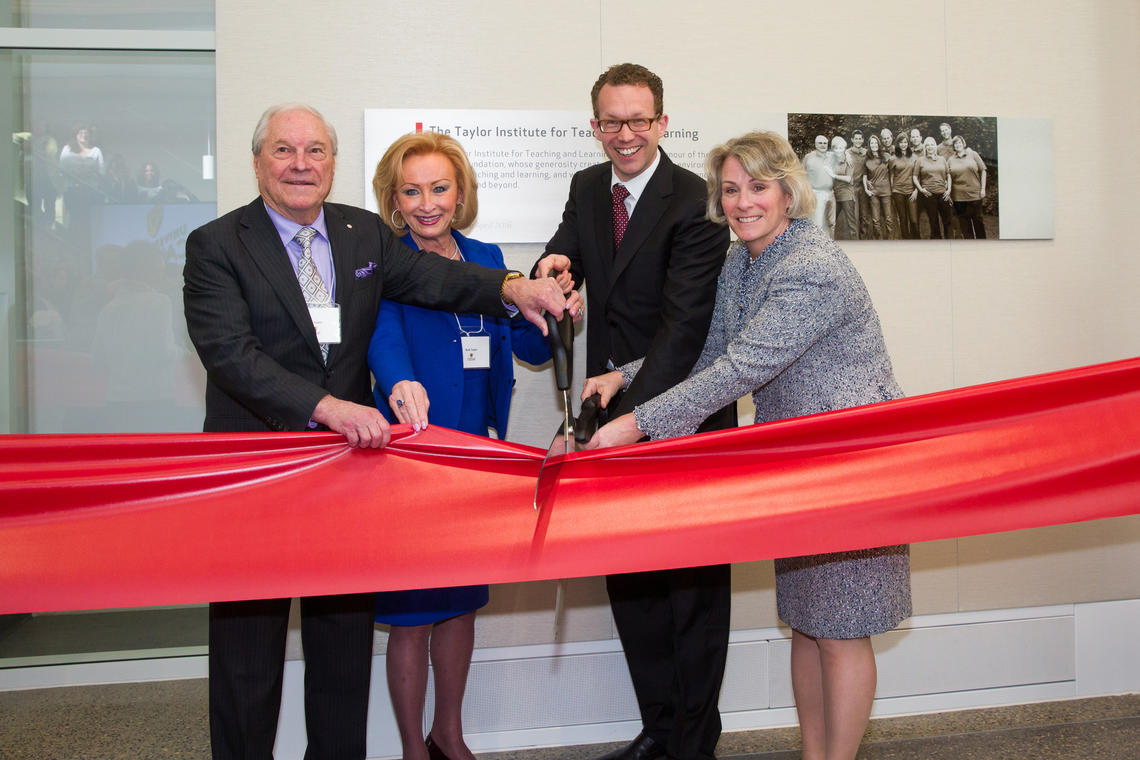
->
[[500, 271, 524, 304]]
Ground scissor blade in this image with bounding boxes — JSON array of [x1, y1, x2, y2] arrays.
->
[[562, 391, 573, 446], [537, 298, 575, 513], [533, 429, 571, 512]]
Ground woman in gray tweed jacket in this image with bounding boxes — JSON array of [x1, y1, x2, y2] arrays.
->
[[583, 131, 911, 760]]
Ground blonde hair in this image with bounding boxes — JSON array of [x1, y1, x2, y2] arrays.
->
[[705, 131, 815, 222], [372, 132, 479, 234]]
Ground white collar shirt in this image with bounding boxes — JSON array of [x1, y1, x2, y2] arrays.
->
[[610, 148, 662, 218]]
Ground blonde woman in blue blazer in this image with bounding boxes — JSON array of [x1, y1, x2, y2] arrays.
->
[[369, 228, 549, 436], [367, 132, 551, 760]]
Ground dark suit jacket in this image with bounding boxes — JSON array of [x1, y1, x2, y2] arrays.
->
[[184, 198, 509, 433], [368, 231, 550, 437], [540, 150, 734, 423]]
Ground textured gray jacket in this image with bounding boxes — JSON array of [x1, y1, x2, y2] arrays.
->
[[627, 219, 902, 439]]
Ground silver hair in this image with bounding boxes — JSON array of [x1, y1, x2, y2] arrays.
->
[[251, 102, 339, 156]]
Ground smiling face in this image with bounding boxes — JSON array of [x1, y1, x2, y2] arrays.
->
[[393, 152, 462, 251], [253, 109, 335, 225], [720, 155, 791, 258], [592, 83, 667, 182], [909, 129, 923, 150], [814, 135, 829, 154]]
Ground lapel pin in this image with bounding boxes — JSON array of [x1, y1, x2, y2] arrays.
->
[[346, 223, 353, 229]]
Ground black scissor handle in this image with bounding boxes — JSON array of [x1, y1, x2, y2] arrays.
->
[[544, 311, 571, 392], [574, 393, 603, 444]]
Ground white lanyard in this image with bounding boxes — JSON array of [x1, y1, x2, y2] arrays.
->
[[453, 312, 485, 336], [449, 247, 491, 368]]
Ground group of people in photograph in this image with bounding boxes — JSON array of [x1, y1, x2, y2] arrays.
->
[[184, 63, 915, 760], [801, 121, 990, 241], [22, 121, 200, 243]]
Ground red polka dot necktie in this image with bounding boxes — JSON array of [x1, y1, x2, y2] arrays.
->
[[612, 183, 630, 249]]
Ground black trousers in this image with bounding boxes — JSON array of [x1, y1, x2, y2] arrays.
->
[[607, 564, 732, 760], [208, 593, 374, 760], [917, 192, 955, 239], [598, 396, 735, 759], [953, 199, 987, 238]]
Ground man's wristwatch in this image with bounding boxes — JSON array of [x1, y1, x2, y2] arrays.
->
[[500, 271, 524, 304]]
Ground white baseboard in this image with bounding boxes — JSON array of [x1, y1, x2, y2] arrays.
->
[[0, 653, 206, 691]]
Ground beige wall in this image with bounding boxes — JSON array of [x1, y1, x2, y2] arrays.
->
[[219, 1, 1140, 645]]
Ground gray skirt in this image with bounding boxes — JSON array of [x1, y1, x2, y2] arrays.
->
[[775, 544, 911, 639]]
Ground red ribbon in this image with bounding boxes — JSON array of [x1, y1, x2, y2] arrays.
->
[[3, 357, 1139, 615]]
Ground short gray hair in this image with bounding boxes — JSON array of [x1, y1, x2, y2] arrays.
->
[[251, 102, 338, 156], [705, 131, 815, 222]]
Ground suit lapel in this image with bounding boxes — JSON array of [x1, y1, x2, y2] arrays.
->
[[612, 152, 673, 282], [323, 204, 359, 365], [237, 200, 323, 362], [590, 169, 616, 284], [325, 203, 357, 306]]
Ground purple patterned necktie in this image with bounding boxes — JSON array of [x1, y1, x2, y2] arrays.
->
[[294, 226, 331, 362]]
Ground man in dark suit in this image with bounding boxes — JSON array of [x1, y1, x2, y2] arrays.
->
[[184, 103, 571, 760], [534, 65, 736, 760]]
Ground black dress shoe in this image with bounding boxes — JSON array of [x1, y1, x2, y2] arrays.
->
[[425, 735, 451, 760], [594, 732, 666, 760]]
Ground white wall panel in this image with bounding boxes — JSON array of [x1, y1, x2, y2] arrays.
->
[[1075, 599, 1140, 697]]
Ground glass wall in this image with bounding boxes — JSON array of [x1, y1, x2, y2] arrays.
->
[[7, 49, 215, 434], [1, 13, 215, 667]]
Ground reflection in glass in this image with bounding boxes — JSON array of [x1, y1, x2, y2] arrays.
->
[[7, 49, 215, 435]]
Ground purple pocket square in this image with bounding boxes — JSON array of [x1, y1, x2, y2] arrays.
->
[[355, 262, 377, 279]]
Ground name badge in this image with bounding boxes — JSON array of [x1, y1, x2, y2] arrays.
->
[[461, 335, 491, 369], [309, 305, 341, 344]]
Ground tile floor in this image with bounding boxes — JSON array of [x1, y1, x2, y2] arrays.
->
[[0, 680, 1137, 759]]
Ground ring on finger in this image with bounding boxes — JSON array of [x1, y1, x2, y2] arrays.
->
[[396, 399, 404, 407]]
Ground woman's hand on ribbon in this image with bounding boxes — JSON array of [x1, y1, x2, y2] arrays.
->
[[389, 380, 430, 432]]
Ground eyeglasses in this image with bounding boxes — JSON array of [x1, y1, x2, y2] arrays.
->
[[593, 116, 660, 134]]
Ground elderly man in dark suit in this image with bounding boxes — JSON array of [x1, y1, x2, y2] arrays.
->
[[184, 102, 572, 760], [534, 64, 736, 760]]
